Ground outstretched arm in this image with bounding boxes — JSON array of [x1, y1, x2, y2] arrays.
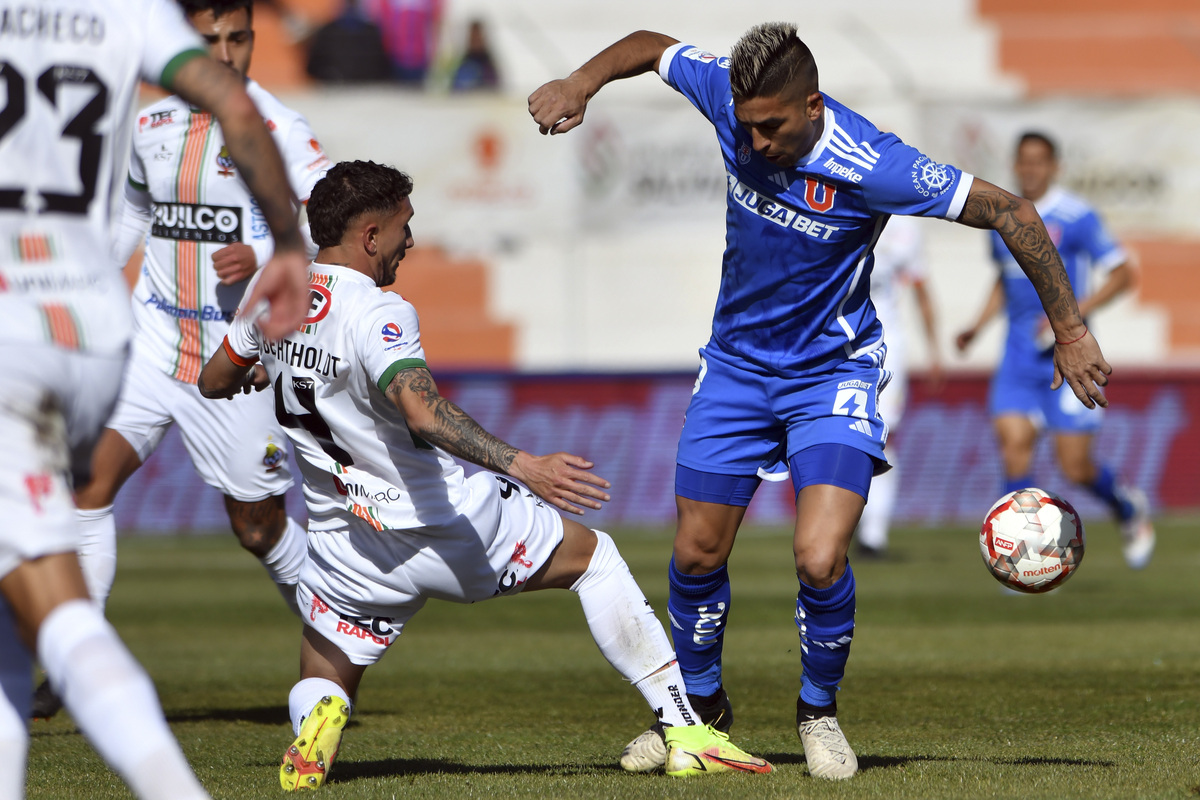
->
[[385, 368, 611, 515], [528, 30, 678, 135], [956, 178, 1111, 408], [910, 278, 943, 389], [955, 276, 1005, 353], [1078, 261, 1135, 318]]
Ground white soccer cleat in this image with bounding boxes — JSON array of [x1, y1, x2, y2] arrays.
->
[[797, 715, 858, 780], [619, 725, 667, 772], [1119, 488, 1156, 570]]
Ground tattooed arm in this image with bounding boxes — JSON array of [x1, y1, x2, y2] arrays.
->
[[956, 177, 1111, 409], [385, 367, 611, 514]]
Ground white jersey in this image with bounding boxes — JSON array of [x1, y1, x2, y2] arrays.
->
[[0, 0, 204, 354], [226, 263, 470, 532], [870, 215, 927, 367], [126, 80, 329, 383]]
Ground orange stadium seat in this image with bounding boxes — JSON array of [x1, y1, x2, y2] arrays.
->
[[978, 0, 1200, 95]]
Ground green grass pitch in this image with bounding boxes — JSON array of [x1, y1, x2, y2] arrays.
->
[[24, 518, 1200, 799]]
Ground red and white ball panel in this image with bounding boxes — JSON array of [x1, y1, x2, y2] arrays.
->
[[979, 488, 1086, 594]]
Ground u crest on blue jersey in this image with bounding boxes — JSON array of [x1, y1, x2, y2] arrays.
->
[[804, 178, 836, 212], [738, 143, 752, 165]]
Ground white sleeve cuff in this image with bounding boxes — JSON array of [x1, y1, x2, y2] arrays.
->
[[658, 42, 687, 84], [945, 171, 974, 220]]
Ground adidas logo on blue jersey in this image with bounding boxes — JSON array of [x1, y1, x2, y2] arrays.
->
[[768, 171, 789, 189], [827, 124, 880, 172], [849, 419, 872, 435]]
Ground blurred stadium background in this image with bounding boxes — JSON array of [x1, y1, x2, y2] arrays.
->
[[118, 0, 1200, 533]]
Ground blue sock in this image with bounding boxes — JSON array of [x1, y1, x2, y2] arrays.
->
[[1088, 465, 1132, 520], [1005, 475, 1033, 495], [667, 557, 729, 697], [796, 564, 856, 708]]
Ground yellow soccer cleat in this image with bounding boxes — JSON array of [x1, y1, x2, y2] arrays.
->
[[664, 724, 773, 777], [280, 695, 350, 791]]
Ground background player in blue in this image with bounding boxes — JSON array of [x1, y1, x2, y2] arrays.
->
[[529, 23, 1112, 780], [956, 132, 1154, 569]]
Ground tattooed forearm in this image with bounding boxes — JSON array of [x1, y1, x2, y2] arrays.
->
[[387, 368, 519, 472], [959, 183, 1082, 330]]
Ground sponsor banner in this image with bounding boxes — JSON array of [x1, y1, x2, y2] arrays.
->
[[151, 202, 242, 244], [114, 371, 1198, 533]]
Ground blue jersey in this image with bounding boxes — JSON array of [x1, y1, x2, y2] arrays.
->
[[661, 43, 973, 376], [989, 186, 1126, 368]]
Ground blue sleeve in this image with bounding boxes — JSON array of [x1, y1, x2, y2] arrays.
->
[[659, 43, 732, 125], [1077, 210, 1126, 270], [989, 230, 1008, 266], [858, 139, 973, 221]]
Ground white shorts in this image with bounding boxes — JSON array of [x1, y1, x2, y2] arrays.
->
[[107, 343, 293, 501], [0, 345, 126, 579], [297, 471, 565, 666]]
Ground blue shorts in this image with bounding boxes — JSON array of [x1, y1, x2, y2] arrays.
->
[[989, 352, 1103, 433], [675, 343, 890, 505]]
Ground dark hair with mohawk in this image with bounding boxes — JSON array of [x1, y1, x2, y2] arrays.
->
[[729, 22, 818, 100]]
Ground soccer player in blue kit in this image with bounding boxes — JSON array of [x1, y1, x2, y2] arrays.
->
[[957, 132, 1154, 569], [529, 23, 1112, 780]]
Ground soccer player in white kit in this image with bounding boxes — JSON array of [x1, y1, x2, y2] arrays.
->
[[857, 216, 942, 557], [31, 0, 328, 722], [0, 1, 310, 798], [199, 161, 773, 788]]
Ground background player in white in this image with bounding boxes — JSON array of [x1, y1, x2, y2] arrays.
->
[[0, 1, 309, 798], [857, 216, 943, 558], [956, 131, 1153, 568], [199, 161, 772, 788], [31, 0, 329, 721]]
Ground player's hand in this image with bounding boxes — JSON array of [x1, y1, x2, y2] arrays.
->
[[528, 77, 590, 135], [240, 364, 271, 396], [242, 247, 309, 340], [211, 242, 258, 285], [508, 451, 612, 515], [1051, 328, 1111, 409], [218, 364, 270, 400], [1034, 318, 1056, 352], [954, 327, 977, 353]]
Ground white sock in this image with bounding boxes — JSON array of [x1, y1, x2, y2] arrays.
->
[[859, 466, 898, 551], [633, 662, 700, 727], [289, 677, 352, 736], [38, 600, 209, 800], [570, 531, 687, 719], [0, 598, 31, 799], [261, 517, 306, 617], [77, 504, 118, 611]]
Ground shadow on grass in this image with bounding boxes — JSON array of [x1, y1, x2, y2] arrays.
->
[[167, 706, 290, 725], [332, 758, 625, 783], [166, 706, 375, 730], [763, 753, 1115, 771]]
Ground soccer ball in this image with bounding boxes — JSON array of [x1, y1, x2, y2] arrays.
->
[[979, 488, 1085, 593]]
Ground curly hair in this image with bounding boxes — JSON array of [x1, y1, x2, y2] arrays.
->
[[307, 161, 414, 249]]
